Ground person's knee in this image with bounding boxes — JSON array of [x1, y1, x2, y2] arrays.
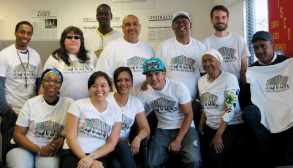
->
[[35, 155, 60, 168], [242, 105, 260, 122], [6, 148, 34, 168], [109, 158, 121, 168]]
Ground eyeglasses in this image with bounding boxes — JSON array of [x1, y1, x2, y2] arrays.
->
[[43, 79, 62, 84], [65, 36, 82, 40]]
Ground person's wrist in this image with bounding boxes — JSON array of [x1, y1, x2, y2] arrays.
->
[[89, 153, 96, 161]]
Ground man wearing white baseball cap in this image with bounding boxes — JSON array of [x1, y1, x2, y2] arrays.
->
[[155, 11, 206, 127]]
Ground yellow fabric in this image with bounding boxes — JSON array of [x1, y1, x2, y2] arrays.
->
[[96, 29, 113, 37]]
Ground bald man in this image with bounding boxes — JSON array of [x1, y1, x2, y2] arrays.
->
[[96, 14, 154, 97]]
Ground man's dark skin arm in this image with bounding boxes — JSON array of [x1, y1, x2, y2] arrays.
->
[[0, 77, 18, 117]]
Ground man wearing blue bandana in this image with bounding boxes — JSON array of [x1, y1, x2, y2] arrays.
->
[[137, 58, 202, 168], [0, 21, 42, 154]]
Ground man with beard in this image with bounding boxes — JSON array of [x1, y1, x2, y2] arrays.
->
[[84, 4, 123, 59], [0, 21, 42, 154], [240, 31, 293, 167], [202, 5, 250, 83], [96, 14, 154, 97]]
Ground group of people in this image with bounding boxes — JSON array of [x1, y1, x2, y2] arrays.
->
[[0, 3, 292, 168]]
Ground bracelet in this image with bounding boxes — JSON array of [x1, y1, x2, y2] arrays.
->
[[61, 136, 65, 140], [38, 146, 41, 156], [89, 153, 96, 161], [137, 134, 142, 140]]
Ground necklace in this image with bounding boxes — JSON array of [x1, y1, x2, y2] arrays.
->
[[16, 49, 29, 88], [114, 93, 127, 112]]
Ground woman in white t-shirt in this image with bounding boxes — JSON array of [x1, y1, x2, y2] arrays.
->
[[197, 49, 243, 168], [107, 67, 150, 168], [6, 68, 74, 168], [42, 26, 97, 100], [60, 71, 122, 168]]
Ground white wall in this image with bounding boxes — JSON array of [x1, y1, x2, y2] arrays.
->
[[0, 0, 217, 51]]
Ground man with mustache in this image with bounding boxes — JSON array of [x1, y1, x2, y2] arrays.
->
[[0, 21, 42, 154], [96, 14, 154, 97], [240, 31, 293, 167], [84, 4, 123, 59], [202, 5, 250, 83]]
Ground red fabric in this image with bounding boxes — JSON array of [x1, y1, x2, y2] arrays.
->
[[268, 0, 293, 57]]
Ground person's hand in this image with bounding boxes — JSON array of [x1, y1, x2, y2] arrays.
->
[[130, 136, 141, 155], [40, 146, 55, 157], [6, 109, 18, 117], [168, 139, 181, 155], [210, 133, 224, 154], [196, 125, 204, 135], [90, 160, 104, 168], [50, 138, 64, 154], [77, 155, 94, 168], [140, 81, 148, 91]]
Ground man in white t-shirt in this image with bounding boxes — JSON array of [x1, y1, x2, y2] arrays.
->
[[241, 31, 293, 167], [84, 4, 123, 59], [156, 11, 206, 126], [137, 58, 201, 168], [0, 21, 42, 153], [96, 14, 154, 97], [202, 5, 250, 83]]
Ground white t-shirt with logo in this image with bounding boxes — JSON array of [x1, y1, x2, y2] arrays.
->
[[0, 44, 42, 114], [107, 92, 145, 140], [198, 71, 243, 129], [137, 78, 194, 129], [15, 95, 74, 147], [156, 37, 206, 101], [63, 98, 122, 154], [84, 29, 123, 59], [246, 59, 293, 133], [44, 52, 96, 100], [96, 37, 155, 97], [202, 33, 251, 79]]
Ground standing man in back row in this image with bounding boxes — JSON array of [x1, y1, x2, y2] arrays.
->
[[202, 5, 250, 83], [84, 4, 123, 59], [0, 21, 42, 154]]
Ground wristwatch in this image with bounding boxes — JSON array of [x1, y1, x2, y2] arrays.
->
[[89, 153, 96, 161]]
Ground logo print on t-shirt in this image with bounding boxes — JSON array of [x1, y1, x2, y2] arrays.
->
[[63, 60, 93, 74], [13, 63, 37, 80], [265, 75, 289, 92], [34, 121, 64, 140], [127, 56, 147, 72], [170, 55, 196, 72], [79, 119, 112, 140], [122, 114, 133, 131], [218, 47, 237, 63], [201, 92, 219, 109], [150, 97, 178, 113]]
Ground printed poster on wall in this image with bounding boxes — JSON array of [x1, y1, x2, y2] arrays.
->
[[112, 0, 154, 9], [0, 16, 6, 40], [31, 9, 58, 39], [79, 13, 124, 34], [147, 12, 191, 42]]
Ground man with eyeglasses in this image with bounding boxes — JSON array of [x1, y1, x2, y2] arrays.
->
[[96, 14, 154, 97], [84, 4, 123, 59], [202, 5, 250, 84], [240, 31, 293, 167], [0, 21, 42, 154]]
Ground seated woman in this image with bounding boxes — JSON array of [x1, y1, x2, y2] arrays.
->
[[61, 71, 122, 168], [197, 49, 243, 168], [42, 26, 97, 100], [107, 67, 150, 168], [6, 68, 74, 168]]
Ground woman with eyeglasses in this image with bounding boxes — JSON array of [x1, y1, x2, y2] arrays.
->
[[107, 67, 150, 168], [197, 49, 243, 168], [42, 26, 97, 100], [60, 71, 122, 168], [5, 68, 74, 168]]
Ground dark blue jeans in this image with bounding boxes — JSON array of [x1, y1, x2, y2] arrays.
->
[[1, 115, 17, 155], [200, 124, 243, 168], [108, 140, 137, 168], [242, 105, 293, 166]]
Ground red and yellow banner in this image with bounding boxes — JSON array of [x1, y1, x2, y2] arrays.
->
[[268, 0, 292, 57]]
